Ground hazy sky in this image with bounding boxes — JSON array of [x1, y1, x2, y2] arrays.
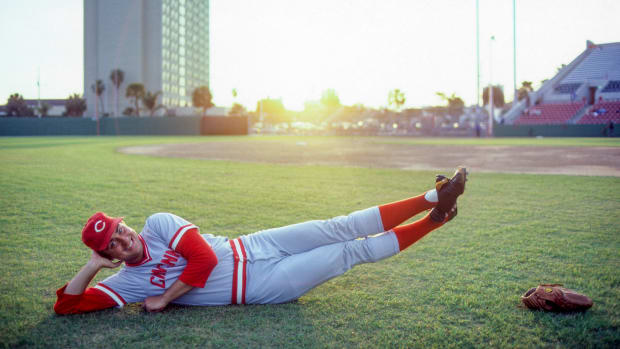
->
[[0, 0, 618, 111]]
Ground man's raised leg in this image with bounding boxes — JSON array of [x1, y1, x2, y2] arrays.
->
[[244, 187, 440, 259], [249, 232, 401, 304], [242, 206, 386, 259], [243, 167, 466, 259], [248, 167, 468, 303]]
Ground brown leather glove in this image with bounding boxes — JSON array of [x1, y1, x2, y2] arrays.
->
[[521, 284, 593, 312]]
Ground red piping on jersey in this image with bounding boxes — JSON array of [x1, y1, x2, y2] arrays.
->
[[231, 245, 238, 304], [229, 238, 247, 305], [240, 240, 247, 304], [97, 283, 127, 305], [169, 224, 194, 249], [174, 228, 218, 288], [125, 234, 152, 267]]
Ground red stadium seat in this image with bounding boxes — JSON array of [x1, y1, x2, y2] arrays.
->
[[577, 101, 620, 124], [515, 102, 585, 125]]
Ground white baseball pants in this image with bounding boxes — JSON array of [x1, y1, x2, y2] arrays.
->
[[240, 207, 400, 304]]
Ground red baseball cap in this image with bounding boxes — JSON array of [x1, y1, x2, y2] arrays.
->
[[81, 212, 123, 251]]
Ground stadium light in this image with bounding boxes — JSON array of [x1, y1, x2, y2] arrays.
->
[[489, 35, 495, 137]]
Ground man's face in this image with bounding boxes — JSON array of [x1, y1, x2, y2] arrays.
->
[[100, 222, 144, 264]]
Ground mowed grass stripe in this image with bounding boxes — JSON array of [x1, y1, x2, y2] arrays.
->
[[0, 136, 618, 348]]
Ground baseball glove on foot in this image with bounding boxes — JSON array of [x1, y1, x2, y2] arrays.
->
[[521, 284, 593, 312]]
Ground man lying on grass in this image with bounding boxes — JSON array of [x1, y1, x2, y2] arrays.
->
[[54, 167, 467, 314]]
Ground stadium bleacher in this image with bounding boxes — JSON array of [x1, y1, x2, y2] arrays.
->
[[562, 44, 620, 83], [602, 80, 620, 93], [507, 42, 620, 126], [553, 83, 581, 94], [514, 102, 585, 125], [577, 100, 620, 124]]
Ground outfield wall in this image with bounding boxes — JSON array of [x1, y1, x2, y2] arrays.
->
[[494, 123, 613, 137], [1, 116, 611, 137], [201, 116, 248, 135], [0, 116, 248, 136]]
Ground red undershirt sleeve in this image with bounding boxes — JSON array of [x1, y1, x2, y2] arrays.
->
[[173, 228, 218, 288], [53, 284, 119, 315]]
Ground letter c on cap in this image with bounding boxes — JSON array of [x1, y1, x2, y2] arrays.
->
[[94, 220, 106, 233]]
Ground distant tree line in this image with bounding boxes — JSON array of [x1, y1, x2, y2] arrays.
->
[[5, 65, 513, 124], [246, 85, 507, 128], [3, 67, 216, 118]]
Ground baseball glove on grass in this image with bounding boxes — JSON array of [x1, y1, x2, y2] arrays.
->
[[521, 284, 593, 312]]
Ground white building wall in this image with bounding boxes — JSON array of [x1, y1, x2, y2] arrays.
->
[[84, 0, 161, 117], [84, 0, 208, 117], [143, 0, 163, 99], [83, 0, 98, 116]]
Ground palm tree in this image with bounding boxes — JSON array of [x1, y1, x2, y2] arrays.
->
[[109, 69, 124, 117], [126, 83, 145, 116], [91, 79, 105, 119], [192, 86, 214, 116], [143, 91, 164, 116], [517, 81, 534, 103], [388, 89, 406, 111]]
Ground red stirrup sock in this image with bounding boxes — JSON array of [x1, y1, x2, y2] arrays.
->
[[378, 192, 436, 231], [393, 213, 444, 251]]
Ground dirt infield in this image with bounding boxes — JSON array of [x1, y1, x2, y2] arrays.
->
[[120, 139, 620, 176]]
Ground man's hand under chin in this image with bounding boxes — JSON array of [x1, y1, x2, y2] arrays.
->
[[90, 251, 122, 269]]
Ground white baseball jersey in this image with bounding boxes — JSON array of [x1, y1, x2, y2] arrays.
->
[[55, 208, 401, 313], [98, 213, 237, 306]]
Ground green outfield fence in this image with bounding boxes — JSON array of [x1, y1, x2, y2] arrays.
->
[[0, 116, 248, 136], [0, 116, 612, 137], [494, 123, 613, 137]]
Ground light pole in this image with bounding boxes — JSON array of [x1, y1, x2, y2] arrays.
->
[[488, 35, 495, 137], [37, 67, 41, 118], [513, 0, 517, 103], [476, 0, 480, 108]]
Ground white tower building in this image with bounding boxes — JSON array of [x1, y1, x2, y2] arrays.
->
[[84, 0, 209, 117]]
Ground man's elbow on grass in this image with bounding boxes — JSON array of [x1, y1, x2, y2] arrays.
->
[[53, 296, 83, 315], [54, 285, 79, 315], [53, 291, 87, 315], [53, 285, 117, 315], [53, 300, 74, 315], [53, 297, 115, 315]]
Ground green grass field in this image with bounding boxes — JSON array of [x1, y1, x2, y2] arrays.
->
[[1, 136, 618, 348]]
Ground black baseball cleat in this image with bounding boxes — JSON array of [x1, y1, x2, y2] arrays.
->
[[430, 166, 467, 222], [445, 205, 458, 222]]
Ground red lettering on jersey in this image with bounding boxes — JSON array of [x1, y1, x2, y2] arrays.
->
[[161, 251, 179, 267], [151, 264, 167, 277], [150, 276, 165, 288], [149, 250, 183, 289]]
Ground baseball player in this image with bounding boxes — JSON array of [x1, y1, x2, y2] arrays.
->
[[54, 167, 467, 314]]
